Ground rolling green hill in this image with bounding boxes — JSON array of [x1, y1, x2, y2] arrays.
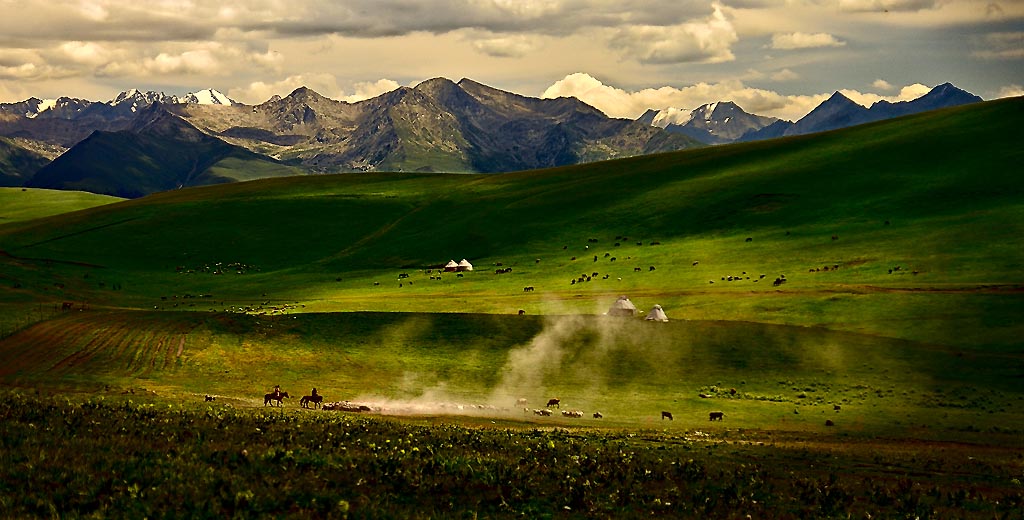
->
[[0, 97, 1021, 431], [0, 187, 122, 225]]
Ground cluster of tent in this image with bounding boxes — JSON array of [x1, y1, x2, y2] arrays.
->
[[606, 296, 669, 322], [443, 259, 474, 272]]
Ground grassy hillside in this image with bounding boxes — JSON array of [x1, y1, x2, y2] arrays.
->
[[0, 98, 1021, 433], [1, 98, 1021, 341], [0, 187, 122, 225]]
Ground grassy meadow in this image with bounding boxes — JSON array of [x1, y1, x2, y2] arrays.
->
[[0, 98, 1022, 517]]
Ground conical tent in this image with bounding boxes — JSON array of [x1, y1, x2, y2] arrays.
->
[[645, 304, 669, 322], [444, 260, 459, 272], [607, 296, 638, 317], [458, 259, 473, 271]]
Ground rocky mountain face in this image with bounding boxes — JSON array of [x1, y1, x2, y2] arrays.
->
[[657, 101, 779, 144], [0, 137, 51, 187], [178, 78, 702, 172]]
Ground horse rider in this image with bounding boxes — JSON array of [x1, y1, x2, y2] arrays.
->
[[311, 387, 319, 398], [273, 384, 282, 398]]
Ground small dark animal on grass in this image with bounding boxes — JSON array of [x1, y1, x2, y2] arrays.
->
[[264, 391, 290, 406], [709, 411, 725, 421], [834, 404, 841, 412], [518, 309, 525, 315], [300, 394, 324, 409], [546, 398, 561, 408], [661, 411, 673, 421], [204, 395, 215, 402], [825, 419, 835, 427], [593, 412, 603, 419]]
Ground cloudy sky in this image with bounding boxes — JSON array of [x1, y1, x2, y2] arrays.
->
[[0, 0, 1021, 120]]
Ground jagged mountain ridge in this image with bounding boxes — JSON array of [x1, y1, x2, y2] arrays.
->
[[660, 101, 779, 144], [642, 83, 983, 144], [739, 83, 983, 141], [173, 77, 702, 173]]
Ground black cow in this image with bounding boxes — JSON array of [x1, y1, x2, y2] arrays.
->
[[661, 411, 674, 421]]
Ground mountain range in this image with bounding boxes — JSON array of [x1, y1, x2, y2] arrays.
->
[[642, 82, 982, 144], [0, 79, 985, 198]]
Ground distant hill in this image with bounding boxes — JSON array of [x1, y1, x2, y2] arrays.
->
[[25, 105, 301, 198], [0, 137, 50, 187]]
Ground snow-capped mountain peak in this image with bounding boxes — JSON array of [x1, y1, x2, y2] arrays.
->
[[179, 89, 234, 106]]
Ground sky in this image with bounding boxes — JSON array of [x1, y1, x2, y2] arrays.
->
[[0, 0, 1021, 121]]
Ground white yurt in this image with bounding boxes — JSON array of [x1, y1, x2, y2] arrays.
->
[[606, 296, 638, 317], [457, 259, 474, 271], [443, 259, 460, 272], [645, 304, 669, 322]]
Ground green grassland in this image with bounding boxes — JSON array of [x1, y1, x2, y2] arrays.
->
[[0, 187, 122, 225], [0, 98, 1022, 517]]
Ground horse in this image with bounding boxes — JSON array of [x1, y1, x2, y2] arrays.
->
[[300, 394, 324, 409], [264, 391, 290, 406]]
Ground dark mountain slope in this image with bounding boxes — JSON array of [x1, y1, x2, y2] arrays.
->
[[0, 138, 51, 187], [26, 105, 299, 198]]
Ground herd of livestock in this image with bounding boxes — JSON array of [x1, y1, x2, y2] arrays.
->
[[225, 391, 728, 422]]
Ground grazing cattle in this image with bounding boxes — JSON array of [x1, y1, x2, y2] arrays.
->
[[546, 398, 561, 408], [834, 404, 841, 412], [661, 411, 674, 421], [773, 277, 786, 287], [825, 419, 835, 427], [593, 412, 603, 419], [518, 309, 526, 315], [300, 394, 324, 409], [692, 261, 699, 266], [634, 267, 642, 272], [649, 266, 656, 271], [745, 237, 753, 242], [709, 411, 725, 421], [534, 409, 552, 416], [204, 395, 215, 402], [831, 235, 839, 241], [264, 391, 290, 407], [523, 286, 535, 292]]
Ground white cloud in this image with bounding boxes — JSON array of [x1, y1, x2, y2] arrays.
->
[[228, 73, 344, 104], [836, 0, 938, 12], [971, 31, 1024, 60], [541, 72, 824, 121], [227, 74, 401, 105], [339, 79, 401, 103], [839, 83, 931, 107], [995, 84, 1024, 98], [471, 34, 543, 58], [770, 32, 846, 50], [771, 68, 800, 81], [541, 72, 944, 122], [872, 78, 894, 90], [608, 3, 738, 64]]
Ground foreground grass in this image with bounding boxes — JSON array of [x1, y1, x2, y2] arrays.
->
[[1, 391, 1021, 519]]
